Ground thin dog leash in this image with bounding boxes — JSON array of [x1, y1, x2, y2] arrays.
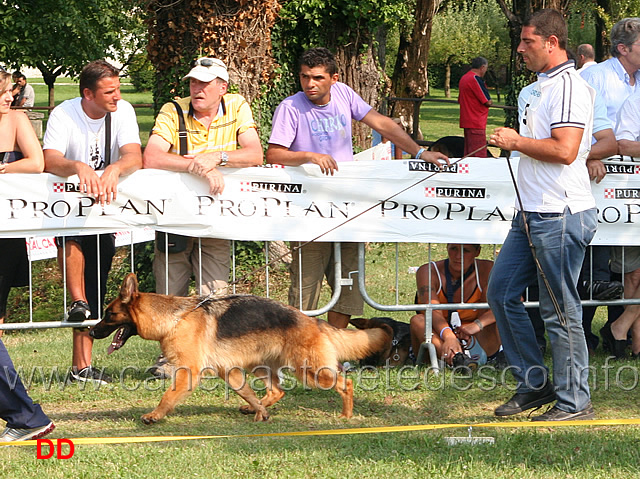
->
[[504, 155, 567, 326], [215, 143, 490, 294]]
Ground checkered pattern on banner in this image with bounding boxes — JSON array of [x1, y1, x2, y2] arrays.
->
[[636, 165, 640, 175], [458, 163, 469, 174], [604, 188, 615, 199], [53, 182, 64, 193], [240, 181, 253, 192], [425, 187, 436, 198]]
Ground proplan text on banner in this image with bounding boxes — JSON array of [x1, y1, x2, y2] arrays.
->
[[0, 158, 638, 245]]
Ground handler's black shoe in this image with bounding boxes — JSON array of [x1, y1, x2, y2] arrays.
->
[[67, 300, 91, 322], [532, 403, 595, 421], [494, 382, 556, 417]]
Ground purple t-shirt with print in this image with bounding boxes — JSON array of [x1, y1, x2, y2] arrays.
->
[[268, 82, 373, 163]]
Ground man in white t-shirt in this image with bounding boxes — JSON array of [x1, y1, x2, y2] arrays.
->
[[43, 60, 142, 385]]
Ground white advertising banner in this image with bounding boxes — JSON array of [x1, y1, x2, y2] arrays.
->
[[1, 157, 639, 248]]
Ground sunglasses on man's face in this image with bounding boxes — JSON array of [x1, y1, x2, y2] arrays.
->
[[192, 58, 225, 69]]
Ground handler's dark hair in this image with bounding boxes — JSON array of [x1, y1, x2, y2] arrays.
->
[[298, 48, 338, 76], [609, 18, 640, 58], [525, 9, 568, 51], [79, 60, 120, 98]]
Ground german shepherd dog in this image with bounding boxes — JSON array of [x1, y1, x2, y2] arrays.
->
[[90, 274, 393, 424]]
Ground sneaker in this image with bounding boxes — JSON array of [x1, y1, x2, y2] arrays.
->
[[583, 280, 624, 301], [68, 366, 112, 385], [147, 354, 174, 380], [66, 300, 91, 322], [0, 422, 55, 442], [532, 403, 595, 421]]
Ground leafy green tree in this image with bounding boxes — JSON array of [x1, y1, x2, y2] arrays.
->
[[0, 0, 142, 106], [591, 0, 640, 60], [388, 0, 443, 139], [429, 1, 499, 98], [494, 0, 568, 128]]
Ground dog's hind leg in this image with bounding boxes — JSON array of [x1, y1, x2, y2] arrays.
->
[[239, 367, 285, 416], [141, 366, 199, 424], [307, 367, 354, 418], [226, 367, 270, 421]]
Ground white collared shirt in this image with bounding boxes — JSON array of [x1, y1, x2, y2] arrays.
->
[[581, 56, 640, 126], [615, 90, 640, 141], [517, 61, 595, 213]]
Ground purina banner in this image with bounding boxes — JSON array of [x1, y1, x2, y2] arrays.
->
[[1, 158, 639, 256]]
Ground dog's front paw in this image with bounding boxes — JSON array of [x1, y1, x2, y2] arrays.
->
[[239, 405, 255, 415], [141, 412, 160, 425]]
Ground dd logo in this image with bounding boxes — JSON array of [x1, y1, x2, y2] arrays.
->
[[36, 439, 75, 459]]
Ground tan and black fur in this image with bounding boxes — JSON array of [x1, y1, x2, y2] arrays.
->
[[90, 273, 393, 424]]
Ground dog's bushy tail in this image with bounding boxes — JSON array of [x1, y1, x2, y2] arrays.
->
[[324, 319, 393, 361]]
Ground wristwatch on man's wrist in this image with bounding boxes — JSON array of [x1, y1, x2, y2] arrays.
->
[[219, 151, 229, 167]]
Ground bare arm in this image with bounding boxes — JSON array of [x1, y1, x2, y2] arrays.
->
[[489, 126, 584, 164], [143, 134, 192, 171], [618, 139, 640, 158], [415, 262, 462, 361], [3, 111, 44, 174], [45, 143, 141, 204], [586, 128, 617, 183], [187, 127, 264, 176], [99, 143, 142, 204], [456, 260, 495, 339], [266, 144, 338, 175], [361, 110, 449, 166]]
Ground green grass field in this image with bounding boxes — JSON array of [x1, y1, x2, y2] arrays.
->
[[2, 243, 639, 479], [4, 79, 638, 479]]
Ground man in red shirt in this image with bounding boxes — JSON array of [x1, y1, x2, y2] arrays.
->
[[458, 57, 492, 157]]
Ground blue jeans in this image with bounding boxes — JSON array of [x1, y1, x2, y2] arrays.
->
[[0, 339, 51, 428], [487, 208, 597, 413]]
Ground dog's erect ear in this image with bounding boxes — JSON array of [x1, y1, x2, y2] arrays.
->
[[349, 318, 369, 330], [120, 273, 139, 304]]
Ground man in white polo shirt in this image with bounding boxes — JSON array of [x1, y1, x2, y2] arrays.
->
[[487, 9, 597, 421]]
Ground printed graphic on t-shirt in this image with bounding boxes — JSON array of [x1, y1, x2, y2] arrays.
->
[[310, 113, 348, 143], [89, 141, 103, 170]]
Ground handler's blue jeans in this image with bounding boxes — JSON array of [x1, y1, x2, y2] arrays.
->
[[0, 339, 51, 429], [487, 208, 597, 413]]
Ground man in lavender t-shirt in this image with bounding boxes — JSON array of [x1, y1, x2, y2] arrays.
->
[[267, 47, 448, 328]]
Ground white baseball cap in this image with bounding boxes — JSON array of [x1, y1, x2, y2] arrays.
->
[[183, 58, 229, 83]]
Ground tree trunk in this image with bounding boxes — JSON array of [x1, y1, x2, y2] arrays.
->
[[390, 0, 443, 140], [146, 0, 280, 112], [333, 42, 385, 150], [444, 62, 451, 98], [595, 0, 611, 61], [36, 62, 62, 107]]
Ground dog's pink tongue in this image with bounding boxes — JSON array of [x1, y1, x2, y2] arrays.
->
[[107, 341, 118, 355]]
